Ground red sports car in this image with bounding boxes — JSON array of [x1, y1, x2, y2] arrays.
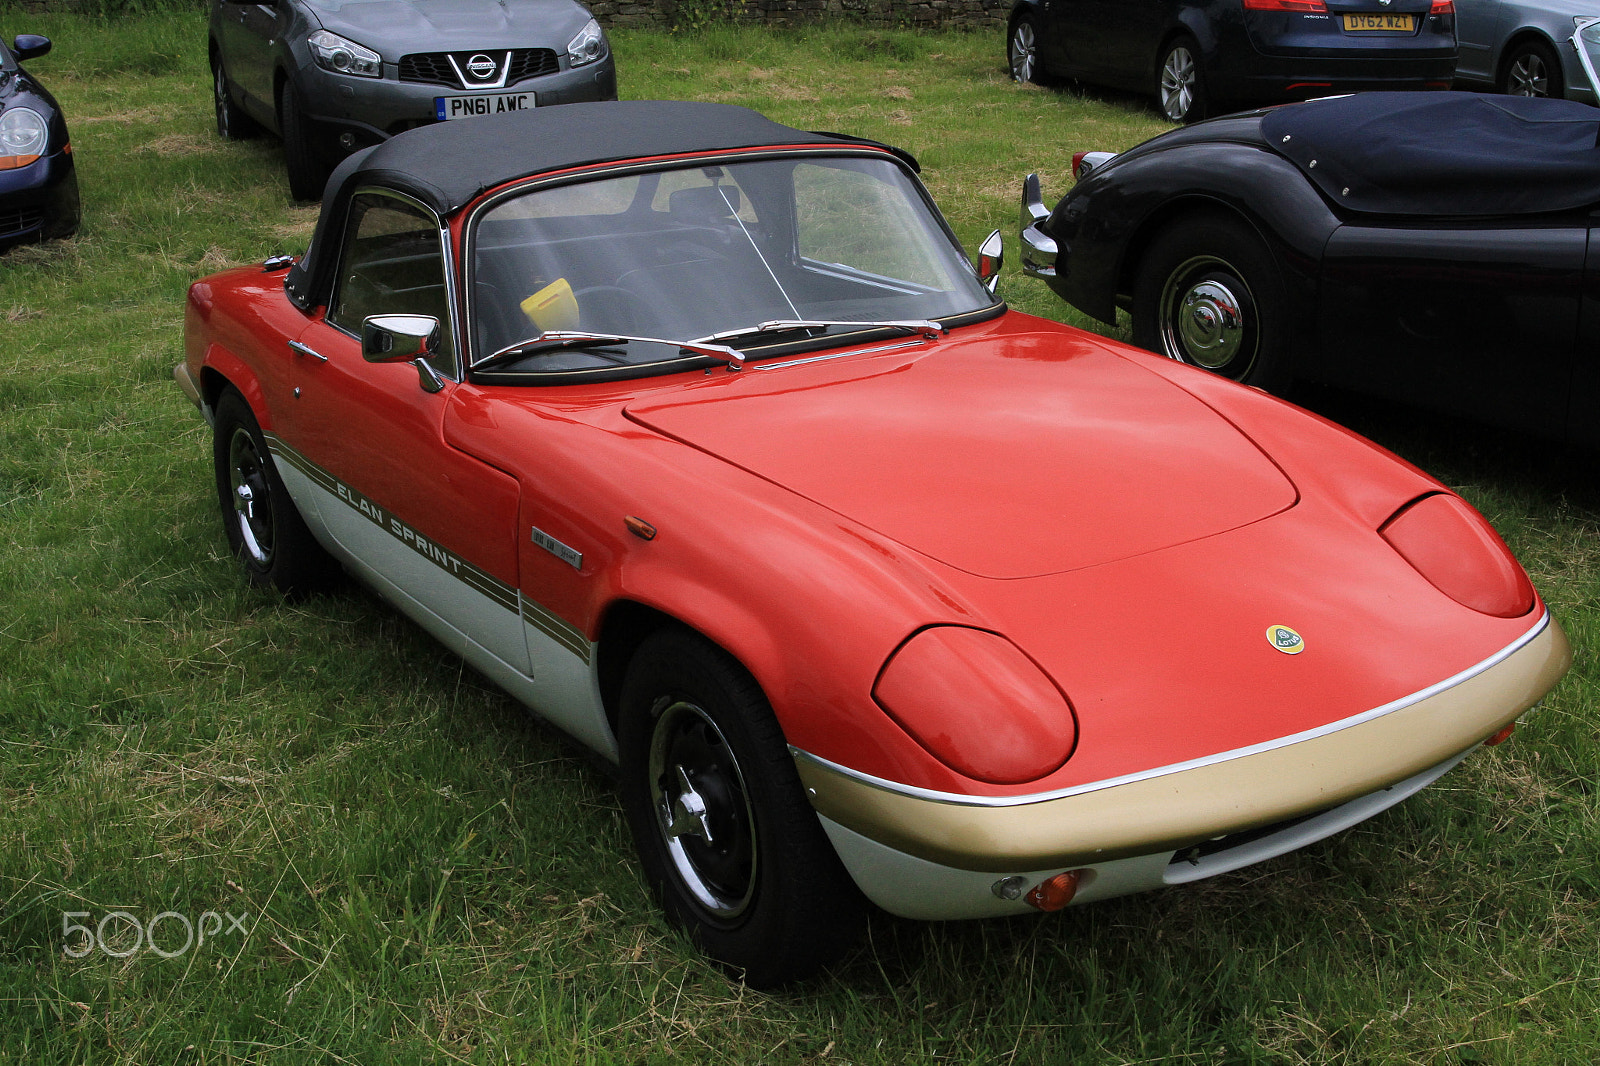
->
[[177, 101, 1570, 986]]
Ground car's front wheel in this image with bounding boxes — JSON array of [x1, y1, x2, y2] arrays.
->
[[617, 628, 864, 987], [1156, 36, 1207, 123], [1132, 214, 1288, 389], [1499, 39, 1562, 98], [1009, 16, 1043, 84], [278, 85, 331, 201], [212, 57, 258, 140], [213, 388, 337, 595]]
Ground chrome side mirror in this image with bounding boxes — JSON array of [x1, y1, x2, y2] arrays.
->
[[977, 229, 1003, 295], [1020, 174, 1058, 280], [362, 314, 445, 393]]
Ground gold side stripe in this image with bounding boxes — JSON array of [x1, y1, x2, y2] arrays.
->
[[264, 431, 590, 661]]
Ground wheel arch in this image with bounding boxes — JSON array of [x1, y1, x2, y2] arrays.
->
[[1495, 29, 1564, 85], [197, 351, 271, 429], [1115, 194, 1265, 313]]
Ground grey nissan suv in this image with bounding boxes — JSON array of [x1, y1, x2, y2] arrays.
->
[[209, 0, 617, 199]]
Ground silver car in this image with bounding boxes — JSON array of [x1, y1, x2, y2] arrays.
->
[[1454, 0, 1599, 102], [209, 0, 617, 200]]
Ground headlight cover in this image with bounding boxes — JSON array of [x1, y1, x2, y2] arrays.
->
[[308, 30, 381, 78], [0, 107, 48, 169], [1380, 492, 1534, 618], [567, 19, 606, 67], [873, 626, 1077, 785]]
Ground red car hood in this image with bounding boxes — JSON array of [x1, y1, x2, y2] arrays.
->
[[625, 330, 1296, 579]]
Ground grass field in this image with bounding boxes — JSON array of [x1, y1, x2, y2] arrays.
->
[[2, 11, 1597, 1063]]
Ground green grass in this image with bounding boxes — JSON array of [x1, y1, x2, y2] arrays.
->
[[2, 11, 1598, 1064]]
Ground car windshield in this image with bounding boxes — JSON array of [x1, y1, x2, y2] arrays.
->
[[467, 153, 996, 378]]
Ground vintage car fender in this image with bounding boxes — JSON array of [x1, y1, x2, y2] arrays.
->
[[1046, 131, 1340, 343]]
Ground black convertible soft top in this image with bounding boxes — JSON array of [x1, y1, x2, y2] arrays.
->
[[1261, 92, 1600, 217], [286, 100, 913, 311]]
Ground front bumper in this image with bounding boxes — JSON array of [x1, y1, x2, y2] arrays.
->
[[0, 149, 79, 251], [296, 55, 618, 153], [796, 613, 1568, 918]]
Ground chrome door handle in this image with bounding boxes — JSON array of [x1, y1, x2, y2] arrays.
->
[[288, 340, 327, 362]]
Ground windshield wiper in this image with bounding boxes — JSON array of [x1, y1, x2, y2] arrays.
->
[[694, 319, 947, 346], [473, 330, 745, 373]]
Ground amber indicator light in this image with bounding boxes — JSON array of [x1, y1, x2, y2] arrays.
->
[[624, 516, 658, 541], [1484, 723, 1515, 747], [1024, 870, 1082, 912]]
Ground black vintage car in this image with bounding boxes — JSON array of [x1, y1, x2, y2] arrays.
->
[[1021, 80, 1600, 448], [0, 31, 79, 252]]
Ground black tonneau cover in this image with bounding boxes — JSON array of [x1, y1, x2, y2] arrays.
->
[[1262, 92, 1600, 217]]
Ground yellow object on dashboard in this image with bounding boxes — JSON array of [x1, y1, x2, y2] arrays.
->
[[521, 278, 580, 331]]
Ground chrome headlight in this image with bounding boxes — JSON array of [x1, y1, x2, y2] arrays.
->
[[567, 19, 606, 67], [0, 107, 48, 168], [307, 30, 381, 78]]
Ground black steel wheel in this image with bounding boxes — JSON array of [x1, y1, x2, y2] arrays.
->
[[1156, 36, 1207, 123], [1499, 39, 1562, 98], [1132, 214, 1288, 389], [279, 85, 331, 202], [212, 56, 258, 140], [618, 628, 864, 987], [213, 388, 336, 595], [1009, 16, 1042, 84]]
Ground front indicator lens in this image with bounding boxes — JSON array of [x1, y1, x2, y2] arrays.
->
[[308, 30, 381, 78], [0, 107, 47, 168], [1380, 492, 1534, 618], [873, 626, 1076, 785], [1025, 871, 1082, 911], [567, 19, 606, 67]]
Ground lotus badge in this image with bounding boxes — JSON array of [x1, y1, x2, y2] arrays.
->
[[1266, 625, 1305, 655]]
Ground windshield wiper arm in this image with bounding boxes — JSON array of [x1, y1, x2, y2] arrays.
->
[[473, 330, 745, 372], [694, 319, 947, 346]]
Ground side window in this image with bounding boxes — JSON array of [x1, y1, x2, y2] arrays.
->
[[329, 191, 457, 373]]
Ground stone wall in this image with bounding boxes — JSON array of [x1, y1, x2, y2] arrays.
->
[[590, 0, 1010, 30], [5, 0, 1010, 31]]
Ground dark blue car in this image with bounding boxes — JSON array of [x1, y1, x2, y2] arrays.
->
[[1, 31, 79, 252], [1007, 0, 1458, 122]]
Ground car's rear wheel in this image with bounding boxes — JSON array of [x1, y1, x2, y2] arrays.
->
[[1009, 16, 1043, 84], [212, 57, 258, 140], [1156, 36, 1207, 123], [1499, 39, 1562, 98], [213, 388, 337, 595], [279, 85, 331, 202], [1133, 214, 1288, 389], [617, 627, 864, 987]]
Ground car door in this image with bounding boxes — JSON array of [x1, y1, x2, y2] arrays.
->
[[282, 188, 531, 674], [1565, 216, 1600, 448], [1452, 0, 1509, 86], [1314, 219, 1583, 437], [214, 0, 283, 116]]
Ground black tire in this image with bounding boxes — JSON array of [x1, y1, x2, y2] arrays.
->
[[213, 388, 337, 595], [1156, 36, 1207, 123], [1008, 15, 1044, 84], [1132, 214, 1288, 389], [1498, 39, 1563, 99], [212, 55, 258, 140], [617, 628, 865, 987], [279, 85, 331, 202]]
